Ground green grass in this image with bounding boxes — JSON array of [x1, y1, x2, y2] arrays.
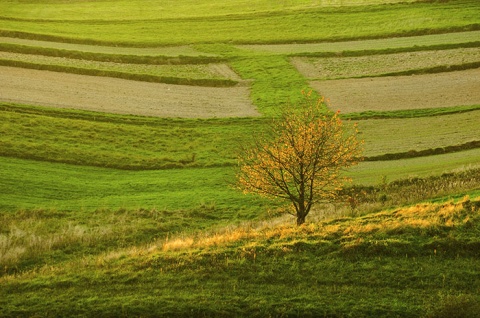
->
[[0, 156, 269, 213], [0, 103, 263, 169], [1, 2, 480, 316], [1, 1, 479, 45], [343, 105, 480, 120], [1, 197, 479, 317], [0, 36, 215, 56], [0, 41, 224, 63], [0, 0, 422, 21], [2, 103, 479, 168], [349, 148, 480, 185], [240, 31, 480, 55], [1, 148, 479, 213]]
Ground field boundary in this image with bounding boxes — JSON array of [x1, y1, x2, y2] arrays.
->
[[363, 140, 480, 162], [0, 59, 238, 87], [0, 42, 224, 64]]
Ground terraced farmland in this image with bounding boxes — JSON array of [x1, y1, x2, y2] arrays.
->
[[1, 0, 479, 317]]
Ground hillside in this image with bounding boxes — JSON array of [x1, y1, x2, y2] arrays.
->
[[1, 197, 479, 317], [1, 0, 479, 316]]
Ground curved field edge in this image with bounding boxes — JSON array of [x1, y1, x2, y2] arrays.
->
[[0, 0, 431, 21], [1, 197, 479, 317], [0, 59, 238, 87], [1, 149, 479, 213], [291, 47, 480, 80], [239, 31, 480, 55], [0, 1, 479, 46], [0, 66, 258, 118], [2, 103, 480, 170]]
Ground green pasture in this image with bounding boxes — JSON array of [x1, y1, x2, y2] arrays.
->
[[1, 1, 479, 45], [0, 0, 422, 21], [349, 148, 480, 185], [239, 31, 480, 55], [2, 103, 479, 169], [1, 148, 479, 213], [1, 1, 480, 316], [1, 198, 479, 317], [0, 155, 271, 216]]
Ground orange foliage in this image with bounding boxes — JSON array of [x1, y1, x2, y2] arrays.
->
[[237, 91, 363, 225]]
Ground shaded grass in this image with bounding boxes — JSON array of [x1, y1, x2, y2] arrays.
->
[[1, 197, 479, 317], [0, 156, 273, 213], [2, 103, 479, 169], [340, 168, 480, 216]]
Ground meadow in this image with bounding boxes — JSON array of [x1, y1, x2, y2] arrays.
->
[[1, 0, 480, 316]]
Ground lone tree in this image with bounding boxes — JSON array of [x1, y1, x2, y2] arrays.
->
[[237, 91, 363, 225]]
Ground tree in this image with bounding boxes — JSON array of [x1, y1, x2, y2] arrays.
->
[[236, 91, 363, 225]]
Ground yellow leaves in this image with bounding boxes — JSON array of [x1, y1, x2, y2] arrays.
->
[[236, 92, 363, 224]]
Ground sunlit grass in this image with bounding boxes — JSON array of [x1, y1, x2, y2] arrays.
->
[[1, 1, 478, 45]]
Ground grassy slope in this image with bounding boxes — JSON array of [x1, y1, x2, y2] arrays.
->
[[0, 1, 479, 45], [1, 198, 479, 317], [2, 104, 479, 170], [1, 2, 480, 316], [2, 149, 479, 212]]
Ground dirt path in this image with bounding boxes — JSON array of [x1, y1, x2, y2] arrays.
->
[[0, 66, 260, 118], [310, 68, 480, 113]]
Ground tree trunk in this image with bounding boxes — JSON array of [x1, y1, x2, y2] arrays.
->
[[296, 214, 306, 226]]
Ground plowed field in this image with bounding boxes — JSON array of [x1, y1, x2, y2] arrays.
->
[[310, 68, 480, 113], [0, 66, 259, 118]]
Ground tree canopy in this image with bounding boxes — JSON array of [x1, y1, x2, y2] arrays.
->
[[237, 91, 363, 225]]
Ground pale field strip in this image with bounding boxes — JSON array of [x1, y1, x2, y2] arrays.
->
[[349, 148, 480, 185], [311, 68, 480, 113], [238, 31, 480, 55], [0, 37, 213, 57], [0, 66, 259, 118], [358, 111, 480, 157], [0, 51, 240, 80], [292, 47, 480, 80]]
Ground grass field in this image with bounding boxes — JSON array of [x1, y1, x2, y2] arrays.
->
[[1, 197, 479, 317], [1, 1, 479, 45], [1, 0, 480, 316]]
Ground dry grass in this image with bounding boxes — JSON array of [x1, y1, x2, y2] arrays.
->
[[292, 47, 480, 80], [310, 68, 480, 113], [130, 195, 479, 258], [0, 221, 112, 267]]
